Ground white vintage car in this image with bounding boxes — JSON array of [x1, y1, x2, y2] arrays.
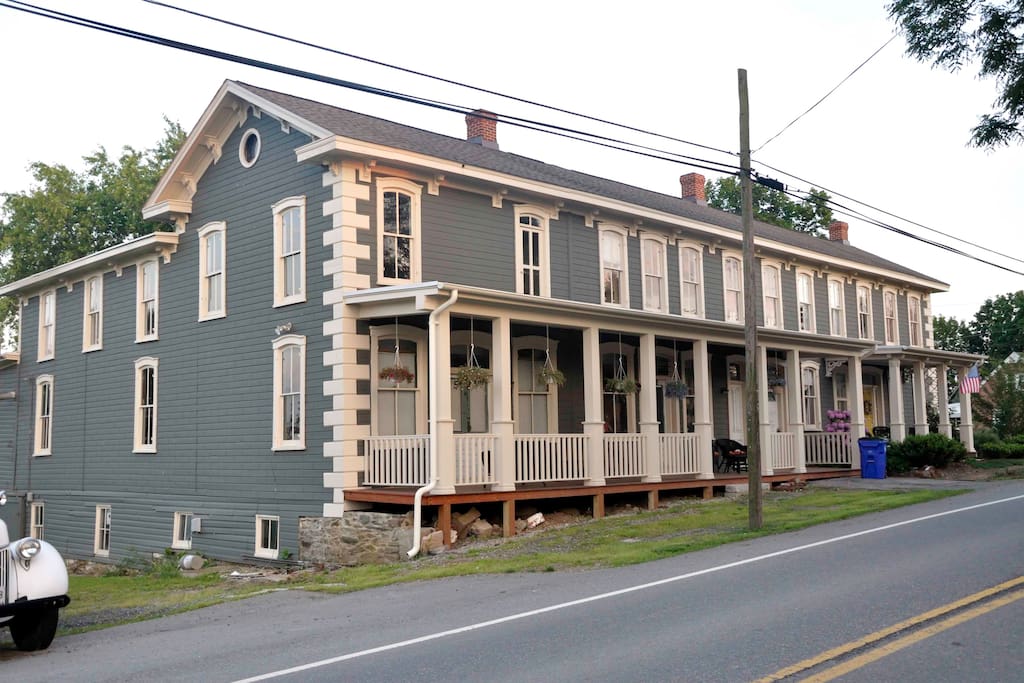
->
[[0, 491, 70, 650]]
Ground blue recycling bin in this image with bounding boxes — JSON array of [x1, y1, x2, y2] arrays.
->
[[858, 438, 887, 479]]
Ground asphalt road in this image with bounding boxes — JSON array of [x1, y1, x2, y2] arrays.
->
[[4, 479, 1023, 682]]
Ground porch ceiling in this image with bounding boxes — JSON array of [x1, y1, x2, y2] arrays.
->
[[865, 345, 986, 368]]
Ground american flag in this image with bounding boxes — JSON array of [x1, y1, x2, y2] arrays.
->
[[960, 364, 981, 394]]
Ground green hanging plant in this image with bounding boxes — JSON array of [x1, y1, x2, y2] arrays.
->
[[538, 366, 566, 387], [665, 380, 688, 398], [379, 366, 415, 384], [604, 377, 638, 394], [452, 365, 492, 390]]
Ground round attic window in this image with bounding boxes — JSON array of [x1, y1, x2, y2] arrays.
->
[[239, 128, 261, 168]]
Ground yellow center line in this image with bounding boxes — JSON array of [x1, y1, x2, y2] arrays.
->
[[754, 575, 1024, 683]]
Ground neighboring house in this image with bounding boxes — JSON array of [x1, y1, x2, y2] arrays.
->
[[0, 81, 984, 563]]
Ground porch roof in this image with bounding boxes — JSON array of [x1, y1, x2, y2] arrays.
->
[[865, 345, 986, 368]]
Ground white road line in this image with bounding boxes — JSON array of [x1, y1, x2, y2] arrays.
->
[[233, 491, 1024, 682]]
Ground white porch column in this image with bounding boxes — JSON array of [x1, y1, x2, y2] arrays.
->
[[937, 363, 952, 438], [432, 308, 456, 495], [785, 348, 802, 475], [757, 344, 775, 475], [888, 358, 907, 441], [491, 315, 515, 492], [957, 366, 976, 454], [582, 326, 605, 486], [912, 360, 928, 436], [848, 354, 865, 468], [693, 339, 714, 479], [639, 333, 661, 482]]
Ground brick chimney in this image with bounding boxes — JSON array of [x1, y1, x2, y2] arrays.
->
[[829, 220, 849, 244], [466, 109, 498, 149], [680, 172, 706, 205]]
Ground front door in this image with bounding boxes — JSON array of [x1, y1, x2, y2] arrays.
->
[[863, 387, 876, 435], [728, 381, 745, 441]]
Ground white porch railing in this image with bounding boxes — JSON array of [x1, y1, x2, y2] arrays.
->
[[363, 435, 430, 486], [604, 434, 645, 479], [805, 432, 854, 466], [454, 434, 498, 486], [515, 434, 588, 483], [768, 432, 798, 470], [660, 433, 702, 475]]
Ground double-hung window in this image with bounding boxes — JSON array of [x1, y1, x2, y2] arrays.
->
[[762, 265, 782, 328], [514, 344, 560, 433], [828, 279, 846, 336], [133, 357, 158, 453], [908, 295, 922, 346], [272, 335, 306, 450], [173, 512, 193, 550], [373, 327, 425, 436], [679, 246, 703, 317], [30, 502, 44, 540], [883, 289, 899, 344], [34, 375, 53, 456], [136, 260, 159, 342], [801, 362, 821, 429], [273, 196, 306, 306], [641, 237, 667, 312], [198, 222, 226, 320], [514, 207, 550, 297], [255, 515, 280, 559], [857, 285, 873, 339], [723, 256, 743, 322], [94, 505, 111, 556], [83, 275, 103, 351], [797, 272, 815, 332], [600, 226, 628, 307], [38, 290, 55, 361], [377, 178, 422, 284]]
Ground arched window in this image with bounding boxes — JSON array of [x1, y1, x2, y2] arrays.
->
[[828, 279, 846, 336], [34, 374, 53, 456], [600, 225, 629, 307], [722, 255, 743, 322], [83, 275, 103, 351], [883, 288, 899, 344], [797, 271, 816, 333], [273, 335, 306, 450], [762, 264, 782, 328], [801, 361, 821, 430], [857, 285, 873, 339], [136, 260, 159, 342], [134, 357, 159, 453], [678, 245, 703, 317], [641, 236, 667, 313], [198, 222, 226, 320], [273, 196, 306, 306], [377, 178, 422, 284], [514, 206, 552, 297]]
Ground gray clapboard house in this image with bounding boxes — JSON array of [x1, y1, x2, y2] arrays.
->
[[0, 81, 983, 563]]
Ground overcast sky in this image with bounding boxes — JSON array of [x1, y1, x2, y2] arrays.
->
[[1, 0, 1022, 321]]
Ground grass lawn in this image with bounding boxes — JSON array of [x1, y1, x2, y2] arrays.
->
[[53, 486, 964, 636]]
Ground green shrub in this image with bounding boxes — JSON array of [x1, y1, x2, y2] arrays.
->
[[977, 441, 1024, 459], [973, 427, 1001, 448], [885, 452, 911, 475], [887, 433, 967, 469], [1006, 434, 1024, 446]]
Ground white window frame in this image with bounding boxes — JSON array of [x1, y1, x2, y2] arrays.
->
[[370, 325, 429, 436], [832, 371, 850, 414], [136, 259, 159, 342], [801, 360, 821, 430], [273, 196, 307, 307], [599, 224, 629, 307], [38, 289, 55, 361], [94, 505, 111, 557], [828, 278, 846, 337], [722, 253, 743, 323], [640, 235, 668, 313], [796, 269, 816, 333], [83, 275, 103, 352], [272, 334, 306, 451], [883, 287, 899, 344], [857, 285, 874, 340], [513, 205, 551, 298], [908, 294, 923, 347], [172, 511, 193, 550], [255, 514, 280, 559], [451, 330, 492, 434], [34, 374, 53, 456], [677, 243, 704, 318], [30, 502, 44, 540], [239, 128, 261, 168], [512, 336, 561, 434], [198, 221, 227, 321], [761, 263, 783, 329], [376, 178, 422, 285], [133, 357, 158, 453]]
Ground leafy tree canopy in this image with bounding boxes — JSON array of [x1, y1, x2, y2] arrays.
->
[[934, 290, 1024, 374], [704, 176, 833, 237], [973, 360, 1024, 437], [888, 0, 1024, 148], [0, 119, 185, 345]]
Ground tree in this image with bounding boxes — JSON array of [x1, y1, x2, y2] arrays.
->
[[888, 1, 1024, 148], [973, 359, 1024, 437], [933, 314, 978, 353], [705, 177, 833, 237], [970, 290, 1024, 373], [0, 119, 185, 346]]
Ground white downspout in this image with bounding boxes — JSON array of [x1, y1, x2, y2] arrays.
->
[[407, 287, 458, 558]]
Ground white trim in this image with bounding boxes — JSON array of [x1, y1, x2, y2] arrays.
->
[[272, 334, 306, 451], [82, 274, 103, 352], [37, 289, 56, 362], [795, 268, 816, 333], [908, 294, 923, 347], [133, 357, 159, 453], [761, 263, 783, 329], [370, 325, 429, 435], [513, 205, 551, 298], [30, 501, 44, 540], [599, 223, 630, 308], [254, 514, 280, 559], [883, 287, 900, 345], [33, 374, 53, 456], [238, 127, 262, 168], [172, 511, 193, 550], [640, 234, 668, 314], [94, 504, 111, 557], [376, 177, 423, 285], [721, 251, 743, 323], [827, 277, 846, 337], [136, 259, 160, 342], [856, 284, 874, 341], [801, 360, 821, 430], [512, 335, 560, 434], [272, 196, 307, 307], [677, 242, 704, 318], [198, 222, 227, 321]]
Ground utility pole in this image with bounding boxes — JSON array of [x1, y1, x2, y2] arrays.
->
[[738, 68, 763, 529]]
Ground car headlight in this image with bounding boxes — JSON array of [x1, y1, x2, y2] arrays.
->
[[17, 538, 41, 560]]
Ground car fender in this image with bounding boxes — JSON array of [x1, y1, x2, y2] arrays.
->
[[7, 539, 69, 602]]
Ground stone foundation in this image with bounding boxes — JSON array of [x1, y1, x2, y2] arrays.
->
[[299, 512, 421, 565]]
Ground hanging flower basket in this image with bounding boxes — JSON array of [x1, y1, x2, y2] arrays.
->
[[604, 377, 639, 394], [768, 377, 786, 387], [379, 366, 414, 384], [825, 409, 851, 433], [665, 380, 689, 398], [452, 365, 492, 391], [538, 366, 566, 387]]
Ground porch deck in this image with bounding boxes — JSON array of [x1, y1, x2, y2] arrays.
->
[[344, 466, 859, 547]]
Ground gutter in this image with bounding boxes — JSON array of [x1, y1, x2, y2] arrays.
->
[[407, 287, 458, 558]]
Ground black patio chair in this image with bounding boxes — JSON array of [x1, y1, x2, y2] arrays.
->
[[713, 438, 749, 473]]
